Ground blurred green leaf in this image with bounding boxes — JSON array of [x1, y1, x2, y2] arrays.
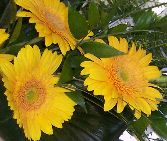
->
[[134, 11, 155, 30], [131, 116, 149, 135], [59, 53, 74, 84], [100, 10, 111, 27], [69, 7, 88, 39], [66, 91, 86, 111], [88, 2, 100, 29], [154, 15, 167, 32], [149, 111, 167, 140], [0, 0, 16, 28], [9, 18, 22, 43], [109, 24, 127, 34], [81, 41, 123, 58]]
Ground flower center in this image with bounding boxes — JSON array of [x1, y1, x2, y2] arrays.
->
[[106, 56, 147, 95], [15, 79, 46, 111], [119, 69, 129, 82], [26, 88, 39, 103]]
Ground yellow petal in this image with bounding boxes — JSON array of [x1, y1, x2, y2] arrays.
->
[[95, 39, 106, 44], [84, 53, 101, 64], [104, 98, 117, 111], [139, 53, 152, 67], [128, 43, 136, 55], [117, 98, 127, 113], [17, 11, 32, 17], [137, 98, 151, 115], [108, 36, 120, 51], [144, 66, 161, 80], [143, 87, 163, 99], [134, 110, 141, 119], [119, 38, 128, 53]]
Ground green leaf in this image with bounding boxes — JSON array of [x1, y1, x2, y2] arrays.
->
[[9, 18, 22, 43], [154, 15, 167, 32], [81, 41, 124, 58], [68, 7, 88, 39], [109, 24, 127, 34], [149, 111, 167, 140], [66, 91, 86, 111], [134, 11, 155, 30], [88, 2, 100, 29], [131, 116, 149, 135], [58, 54, 74, 84], [0, 0, 17, 28]]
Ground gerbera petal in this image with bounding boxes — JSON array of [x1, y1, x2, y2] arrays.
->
[[39, 49, 63, 74], [134, 110, 141, 119], [38, 115, 53, 135], [119, 38, 128, 53], [144, 66, 161, 80], [17, 11, 32, 17], [0, 29, 9, 45], [104, 98, 117, 111], [84, 53, 102, 64], [128, 43, 136, 55], [117, 98, 127, 113], [139, 53, 152, 67], [143, 87, 163, 99], [95, 39, 106, 44], [0, 54, 14, 62], [108, 36, 120, 50]]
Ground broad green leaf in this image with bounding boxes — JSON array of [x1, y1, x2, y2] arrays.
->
[[58, 53, 74, 84], [149, 111, 167, 140], [68, 7, 88, 39], [66, 91, 86, 111], [0, 0, 17, 28], [134, 11, 155, 30], [131, 116, 149, 135], [9, 18, 22, 43], [88, 2, 100, 29], [81, 41, 123, 58], [154, 15, 167, 32], [109, 24, 127, 34]]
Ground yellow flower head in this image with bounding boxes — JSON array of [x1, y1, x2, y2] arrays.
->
[[1, 45, 76, 140], [15, 0, 76, 55], [0, 29, 9, 45], [81, 36, 162, 119]]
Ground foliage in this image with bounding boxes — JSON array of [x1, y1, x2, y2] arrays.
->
[[0, 0, 167, 140]]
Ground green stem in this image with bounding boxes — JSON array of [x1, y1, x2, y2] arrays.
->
[[79, 30, 165, 45]]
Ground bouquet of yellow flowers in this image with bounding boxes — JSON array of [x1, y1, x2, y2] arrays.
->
[[0, 0, 167, 140]]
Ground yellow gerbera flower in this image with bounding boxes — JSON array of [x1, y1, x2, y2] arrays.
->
[[1, 45, 76, 140], [81, 36, 162, 119], [0, 29, 9, 45], [15, 0, 76, 55]]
